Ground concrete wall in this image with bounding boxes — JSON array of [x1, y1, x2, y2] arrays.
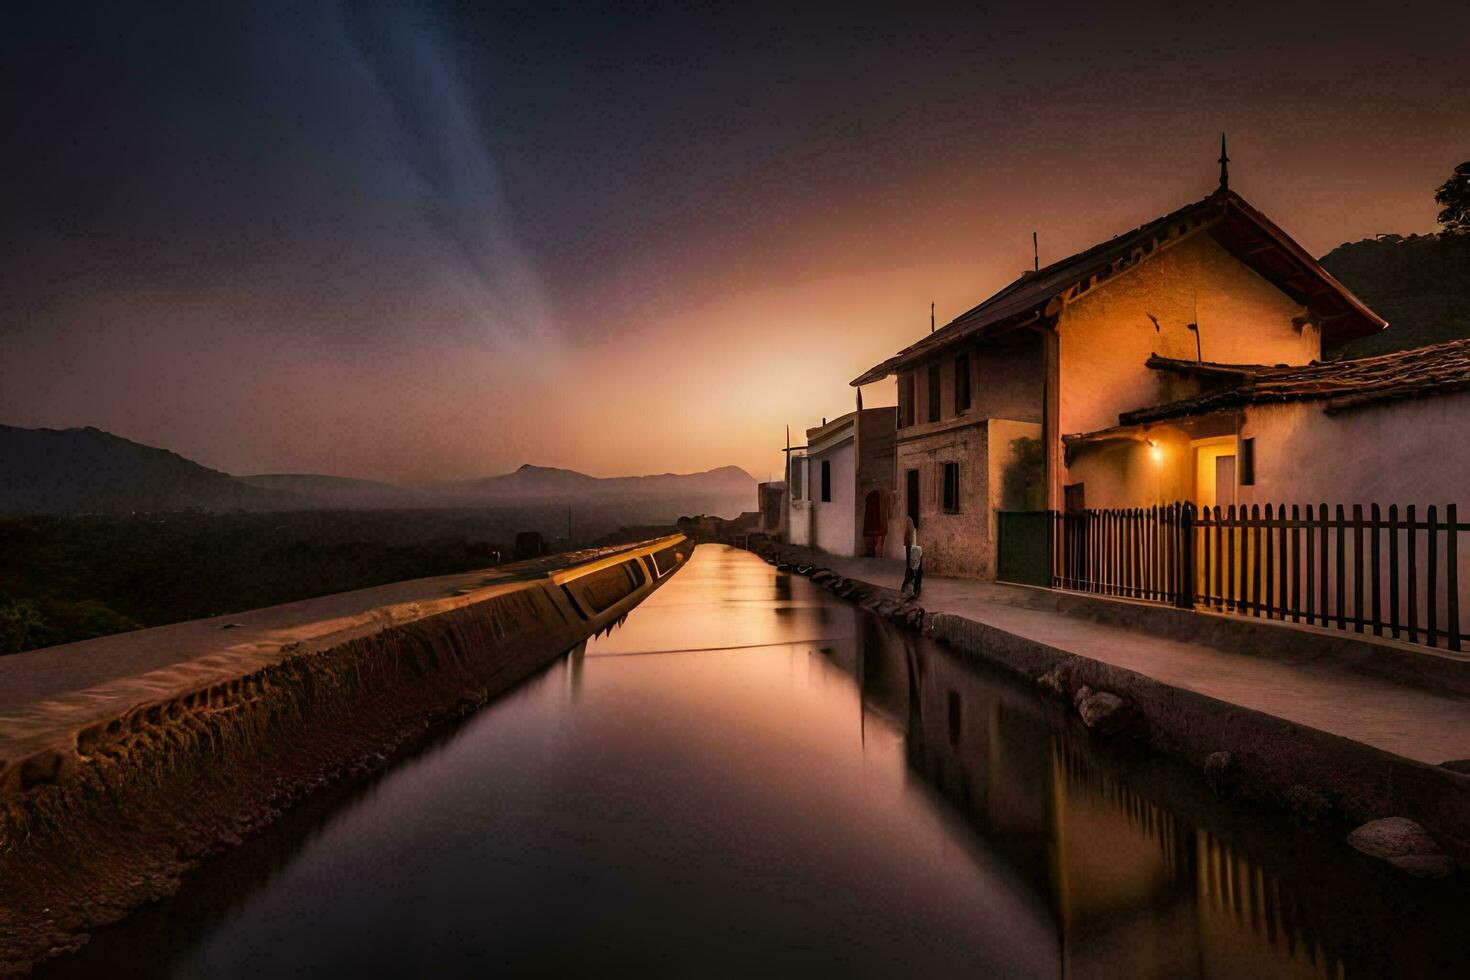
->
[[1058, 232, 1318, 437]]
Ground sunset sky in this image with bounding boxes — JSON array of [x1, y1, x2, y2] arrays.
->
[[3, 1, 1466, 484]]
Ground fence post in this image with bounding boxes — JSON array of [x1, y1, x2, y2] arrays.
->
[[1178, 502, 1196, 609], [1449, 503, 1461, 652]]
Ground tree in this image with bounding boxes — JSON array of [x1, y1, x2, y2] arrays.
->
[[1435, 161, 1470, 234], [0, 593, 48, 655]]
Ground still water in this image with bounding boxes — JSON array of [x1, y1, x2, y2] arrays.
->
[[49, 546, 1469, 977]]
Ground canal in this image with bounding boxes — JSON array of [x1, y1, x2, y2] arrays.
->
[[45, 546, 1469, 977]]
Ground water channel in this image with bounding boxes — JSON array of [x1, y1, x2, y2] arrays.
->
[[45, 546, 1469, 977]]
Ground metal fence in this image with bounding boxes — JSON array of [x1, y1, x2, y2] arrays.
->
[[1050, 502, 1467, 651]]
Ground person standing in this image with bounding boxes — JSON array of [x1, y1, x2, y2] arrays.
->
[[900, 518, 924, 598]]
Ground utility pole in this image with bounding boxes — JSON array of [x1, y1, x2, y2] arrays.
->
[[1033, 231, 1039, 272], [930, 301, 935, 333]]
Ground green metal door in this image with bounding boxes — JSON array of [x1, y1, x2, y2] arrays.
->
[[997, 511, 1050, 586]]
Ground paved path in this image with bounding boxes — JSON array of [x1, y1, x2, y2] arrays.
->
[[797, 551, 1470, 767], [0, 544, 642, 715]]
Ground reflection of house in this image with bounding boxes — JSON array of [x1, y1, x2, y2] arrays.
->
[[786, 408, 897, 556], [853, 154, 1386, 577]]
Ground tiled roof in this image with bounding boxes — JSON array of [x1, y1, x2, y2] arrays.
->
[[852, 188, 1385, 386], [1120, 339, 1470, 425]]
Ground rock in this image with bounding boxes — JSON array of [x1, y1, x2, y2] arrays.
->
[[1072, 686, 1095, 710], [1281, 784, 1332, 823], [1077, 692, 1143, 737], [1346, 817, 1455, 878], [1203, 751, 1237, 796], [1037, 666, 1071, 699]]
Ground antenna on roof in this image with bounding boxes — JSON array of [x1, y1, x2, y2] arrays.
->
[[930, 301, 935, 333], [1218, 132, 1230, 191], [1032, 231, 1039, 272]]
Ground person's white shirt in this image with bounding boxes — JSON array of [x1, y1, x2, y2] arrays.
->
[[906, 544, 923, 569]]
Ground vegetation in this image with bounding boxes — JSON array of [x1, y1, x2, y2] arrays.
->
[[1435, 161, 1470, 234], [1320, 160, 1470, 358], [0, 511, 508, 654]]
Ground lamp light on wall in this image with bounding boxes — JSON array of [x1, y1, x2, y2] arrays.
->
[[1147, 438, 1164, 464]]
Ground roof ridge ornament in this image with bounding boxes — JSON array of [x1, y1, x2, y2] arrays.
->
[[1218, 132, 1230, 191]]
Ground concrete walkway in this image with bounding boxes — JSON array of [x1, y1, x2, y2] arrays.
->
[[794, 551, 1470, 767]]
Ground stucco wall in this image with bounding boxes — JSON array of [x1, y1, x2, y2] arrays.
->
[[809, 440, 858, 556], [1242, 394, 1470, 634], [896, 422, 990, 577], [1058, 232, 1318, 437], [1241, 393, 1470, 508], [1065, 425, 1195, 510], [786, 456, 812, 547]]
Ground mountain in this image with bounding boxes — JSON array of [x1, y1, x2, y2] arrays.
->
[[239, 473, 420, 509], [456, 464, 602, 497], [451, 463, 754, 500], [0, 426, 757, 519], [0, 425, 296, 514], [1321, 231, 1470, 357]]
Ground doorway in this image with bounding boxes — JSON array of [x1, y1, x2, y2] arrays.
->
[[1193, 437, 1236, 510]]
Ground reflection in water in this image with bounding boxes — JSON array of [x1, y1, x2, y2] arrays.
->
[[44, 547, 1468, 978], [835, 607, 1469, 978]]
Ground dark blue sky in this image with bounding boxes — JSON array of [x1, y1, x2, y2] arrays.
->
[[3, 1, 1466, 480]]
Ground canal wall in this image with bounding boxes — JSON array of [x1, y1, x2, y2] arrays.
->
[[743, 536, 1470, 874], [0, 536, 692, 974]]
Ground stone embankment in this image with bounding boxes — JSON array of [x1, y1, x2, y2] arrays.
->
[[744, 536, 1470, 879], [0, 536, 692, 974]]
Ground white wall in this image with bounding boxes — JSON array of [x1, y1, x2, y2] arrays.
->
[[810, 441, 858, 556], [1241, 393, 1470, 509]]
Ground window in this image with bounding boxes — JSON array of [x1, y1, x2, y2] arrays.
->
[[820, 460, 831, 502], [927, 363, 941, 422], [954, 352, 971, 412], [906, 469, 920, 529], [790, 457, 803, 499], [899, 374, 915, 428], [942, 462, 960, 512]]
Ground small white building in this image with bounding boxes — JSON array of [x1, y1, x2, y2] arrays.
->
[[786, 408, 897, 557]]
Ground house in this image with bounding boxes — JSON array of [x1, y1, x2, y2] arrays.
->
[[1068, 339, 1470, 509], [786, 407, 898, 556], [852, 153, 1384, 578], [756, 480, 787, 537]]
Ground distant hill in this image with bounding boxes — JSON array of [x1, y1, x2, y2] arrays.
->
[[239, 473, 420, 509], [0, 425, 756, 519], [1321, 232, 1470, 357], [0, 425, 297, 514], [449, 463, 754, 501]]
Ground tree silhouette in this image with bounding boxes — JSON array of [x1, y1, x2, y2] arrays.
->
[[1435, 161, 1470, 233]]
